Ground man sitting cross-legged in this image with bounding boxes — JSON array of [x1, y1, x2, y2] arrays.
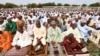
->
[[27, 20, 46, 55], [63, 33, 88, 56]]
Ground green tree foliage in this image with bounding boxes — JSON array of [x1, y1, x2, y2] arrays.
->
[[27, 3, 37, 8], [57, 3, 62, 6], [64, 4, 70, 6], [42, 2, 56, 6], [89, 2, 100, 7], [0, 4, 5, 8], [72, 4, 80, 7], [82, 4, 87, 7], [0, 2, 100, 8], [37, 3, 42, 8], [5, 3, 18, 8]]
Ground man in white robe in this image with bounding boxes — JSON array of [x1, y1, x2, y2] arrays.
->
[[12, 25, 33, 48], [27, 20, 34, 36], [32, 20, 46, 47], [47, 20, 62, 47], [62, 21, 82, 43]]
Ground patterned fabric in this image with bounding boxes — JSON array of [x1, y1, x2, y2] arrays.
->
[[47, 43, 66, 56], [4, 46, 30, 56]]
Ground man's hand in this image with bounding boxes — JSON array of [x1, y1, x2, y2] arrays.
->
[[0, 31, 2, 34], [51, 41, 56, 47], [15, 45, 21, 50], [68, 33, 74, 37], [0, 47, 3, 52], [88, 30, 92, 36], [37, 38, 41, 44]]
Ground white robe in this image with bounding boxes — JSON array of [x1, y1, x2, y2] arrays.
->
[[62, 27, 82, 43], [12, 18, 18, 22], [32, 24, 46, 46], [0, 21, 6, 31], [27, 24, 34, 35], [12, 31, 33, 48]]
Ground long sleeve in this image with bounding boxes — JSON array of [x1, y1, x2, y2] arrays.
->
[[84, 25, 95, 31], [11, 22, 17, 33], [56, 27, 62, 42], [77, 23, 87, 34], [5, 23, 9, 31], [47, 27, 53, 42], [75, 28, 82, 39], [12, 32, 19, 46], [42, 27, 46, 38]]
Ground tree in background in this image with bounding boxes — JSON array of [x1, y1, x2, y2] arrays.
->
[[0, 4, 5, 8], [56, 3, 62, 6], [89, 2, 100, 7], [27, 3, 37, 8], [72, 4, 80, 7], [5, 3, 18, 8], [64, 3, 70, 6], [42, 2, 56, 6], [0, 2, 100, 8], [37, 3, 42, 8], [82, 4, 87, 7]]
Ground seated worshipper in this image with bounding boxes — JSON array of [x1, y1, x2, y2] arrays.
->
[[87, 18, 96, 28], [26, 15, 35, 25], [96, 17, 100, 30], [27, 20, 34, 36], [5, 17, 17, 35], [77, 19, 95, 42], [4, 23, 32, 56], [28, 20, 46, 55], [0, 16, 6, 31], [17, 16, 26, 30], [0, 31, 13, 51], [63, 33, 88, 55], [12, 25, 33, 49], [47, 20, 62, 47], [12, 15, 18, 22], [61, 21, 67, 32], [62, 21, 83, 43]]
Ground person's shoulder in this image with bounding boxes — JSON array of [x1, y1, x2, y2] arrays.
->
[[47, 26, 52, 30], [56, 26, 61, 30]]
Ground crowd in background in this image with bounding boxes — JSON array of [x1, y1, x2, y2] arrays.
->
[[0, 7, 100, 55]]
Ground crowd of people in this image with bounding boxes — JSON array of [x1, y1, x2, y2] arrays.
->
[[0, 7, 100, 55]]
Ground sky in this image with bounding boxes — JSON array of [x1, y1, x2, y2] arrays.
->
[[0, 0, 100, 5]]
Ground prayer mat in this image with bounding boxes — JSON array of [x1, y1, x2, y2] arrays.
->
[[63, 43, 89, 56], [4, 46, 30, 56], [47, 43, 66, 56], [26, 44, 48, 56]]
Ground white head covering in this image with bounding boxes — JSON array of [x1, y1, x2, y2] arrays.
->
[[51, 20, 56, 25]]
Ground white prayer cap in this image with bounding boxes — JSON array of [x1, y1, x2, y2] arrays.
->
[[80, 19, 87, 23], [75, 14, 79, 19], [7, 16, 12, 20], [66, 13, 69, 16], [71, 20, 76, 24], [50, 20, 56, 25]]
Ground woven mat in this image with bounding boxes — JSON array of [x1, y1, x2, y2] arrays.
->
[[47, 43, 66, 56], [4, 46, 30, 56]]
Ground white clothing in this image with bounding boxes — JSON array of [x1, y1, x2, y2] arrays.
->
[[12, 31, 33, 48], [32, 24, 46, 46]]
